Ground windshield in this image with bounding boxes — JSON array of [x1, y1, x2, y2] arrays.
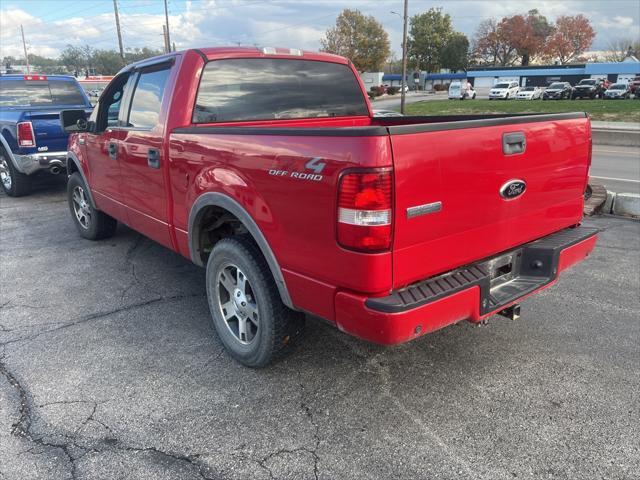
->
[[548, 83, 565, 89], [193, 58, 368, 123], [494, 83, 510, 89], [521, 87, 535, 91], [610, 84, 626, 90], [579, 80, 596, 85], [0, 78, 87, 107]]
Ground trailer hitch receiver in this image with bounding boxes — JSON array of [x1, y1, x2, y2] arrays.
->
[[498, 304, 521, 321]]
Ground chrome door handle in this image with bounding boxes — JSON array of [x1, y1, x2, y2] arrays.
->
[[108, 142, 117, 160]]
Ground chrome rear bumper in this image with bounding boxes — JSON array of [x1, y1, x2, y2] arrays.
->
[[13, 151, 67, 175]]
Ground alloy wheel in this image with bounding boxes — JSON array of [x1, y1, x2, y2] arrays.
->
[[71, 186, 92, 229], [217, 263, 259, 345], [0, 155, 12, 190]]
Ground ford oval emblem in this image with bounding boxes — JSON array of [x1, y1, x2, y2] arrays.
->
[[500, 179, 526, 199]]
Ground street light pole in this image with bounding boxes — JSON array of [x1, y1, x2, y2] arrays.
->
[[400, 0, 408, 114]]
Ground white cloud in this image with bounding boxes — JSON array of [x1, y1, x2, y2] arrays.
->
[[1, 1, 638, 60], [613, 15, 634, 27]]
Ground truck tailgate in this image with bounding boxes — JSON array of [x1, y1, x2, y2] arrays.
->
[[388, 114, 591, 289], [26, 110, 72, 152]]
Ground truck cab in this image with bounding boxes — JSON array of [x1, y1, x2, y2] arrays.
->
[[0, 74, 92, 196]]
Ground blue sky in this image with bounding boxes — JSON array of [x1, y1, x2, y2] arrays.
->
[[1, 0, 639, 60]]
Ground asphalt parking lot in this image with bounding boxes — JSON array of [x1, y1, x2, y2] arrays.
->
[[1, 176, 639, 480]]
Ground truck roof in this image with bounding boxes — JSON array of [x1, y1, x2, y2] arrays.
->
[[119, 46, 350, 74], [198, 46, 348, 63], [0, 74, 79, 81]]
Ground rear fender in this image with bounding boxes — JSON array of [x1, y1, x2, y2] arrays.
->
[[0, 133, 19, 170], [188, 192, 294, 309]]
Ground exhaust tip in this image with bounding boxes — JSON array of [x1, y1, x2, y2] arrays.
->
[[50, 166, 61, 175]]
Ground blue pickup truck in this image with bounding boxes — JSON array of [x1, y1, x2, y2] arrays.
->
[[0, 74, 92, 196]]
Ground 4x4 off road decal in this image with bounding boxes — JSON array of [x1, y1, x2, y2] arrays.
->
[[268, 157, 326, 182], [304, 157, 326, 174]]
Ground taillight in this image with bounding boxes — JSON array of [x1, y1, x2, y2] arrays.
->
[[17, 122, 36, 147], [23, 75, 47, 81], [337, 169, 392, 252]]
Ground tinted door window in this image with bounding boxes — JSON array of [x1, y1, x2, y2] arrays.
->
[[127, 68, 170, 129], [92, 73, 130, 132], [193, 58, 368, 123], [0, 79, 87, 106]]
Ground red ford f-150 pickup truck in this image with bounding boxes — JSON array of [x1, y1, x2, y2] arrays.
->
[[61, 47, 598, 367]]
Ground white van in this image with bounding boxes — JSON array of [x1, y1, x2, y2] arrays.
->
[[448, 81, 476, 100]]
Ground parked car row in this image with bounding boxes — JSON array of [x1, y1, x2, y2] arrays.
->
[[482, 77, 640, 101]]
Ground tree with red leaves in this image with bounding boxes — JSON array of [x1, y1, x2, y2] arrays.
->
[[544, 15, 596, 64], [473, 18, 518, 66], [472, 10, 554, 66]]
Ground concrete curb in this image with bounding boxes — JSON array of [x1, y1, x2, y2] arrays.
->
[[600, 191, 640, 219], [592, 127, 640, 147]]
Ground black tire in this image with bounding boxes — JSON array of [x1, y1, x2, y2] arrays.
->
[[0, 147, 32, 197], [67, 172, 117, 240], [206, 236, 304, 368]]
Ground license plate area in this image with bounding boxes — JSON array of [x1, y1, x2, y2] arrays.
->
[[486, 250, 522, 290]]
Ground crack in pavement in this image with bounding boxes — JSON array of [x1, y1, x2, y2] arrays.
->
[[0, 358, 31, 438], [0, 293, 203, 348], [255, 382, 321, 480], [0, 356, 217, 480], [299, 382, 321, 480], [119, 234, 147, 304]]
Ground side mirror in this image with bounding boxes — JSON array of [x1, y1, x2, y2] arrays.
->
[[60, 109, 88, 134]]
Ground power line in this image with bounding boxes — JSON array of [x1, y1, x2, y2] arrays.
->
[[37, 2, 111, 23]]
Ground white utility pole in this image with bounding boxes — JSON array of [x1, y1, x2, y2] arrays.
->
[[113, 0, 125, 60], [164, 0, 171, 53], [400, 0, 409, 114], [20, 25, 30, 74]]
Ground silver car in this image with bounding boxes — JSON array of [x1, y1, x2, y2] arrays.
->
[[604, 83, 631, 99], [516, 86, 542, 100]]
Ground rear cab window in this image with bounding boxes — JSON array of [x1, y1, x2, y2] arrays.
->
[[193, 58, 368, 123], [0, 78, 88, 107]]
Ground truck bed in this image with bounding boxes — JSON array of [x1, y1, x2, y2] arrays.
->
[[173, 112, 590, 293]]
